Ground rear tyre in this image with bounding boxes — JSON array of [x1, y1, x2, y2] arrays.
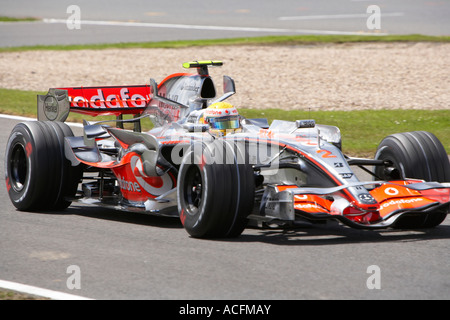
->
[[5, 121, 82, 211], [375, 131, 449, 228], [177, 140, 255, 238]]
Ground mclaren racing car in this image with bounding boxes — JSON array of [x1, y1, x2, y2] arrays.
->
[[5, 60, 450, 238]]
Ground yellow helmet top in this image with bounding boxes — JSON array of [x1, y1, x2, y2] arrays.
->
[[204, 102, 240, 136]]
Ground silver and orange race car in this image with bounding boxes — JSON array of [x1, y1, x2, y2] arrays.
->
[[5, 61, 450, 238]]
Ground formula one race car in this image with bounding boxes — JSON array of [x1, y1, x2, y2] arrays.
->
[[5, 60, 450, 238]]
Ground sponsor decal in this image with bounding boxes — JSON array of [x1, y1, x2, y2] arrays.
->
[[377, 196, 436, 217], [384, 187, 399, 196], [130, 156, 174, 197], [316, 149, 336, 158], [293, 194, 331, 213], [294, 203, 323, 210], [180, 83, 200, 93], [117, 174, 141, 193], [61, 86, 151, 109], [5, 177, 11, 192], [204, 108, 237, 117], [380, 197, 424, 210], [155, 102, 181, 122], [358, 193, 377, 204], [112, 154, 175, 201], [25, 142, 32, 157], [44, 95, 58, 120]]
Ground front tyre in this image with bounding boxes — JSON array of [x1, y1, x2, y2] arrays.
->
[[177, 140, 255, 238], [375, 131, 450, 182], [5, 121, 82, 211], [375, 131, 449, 228]]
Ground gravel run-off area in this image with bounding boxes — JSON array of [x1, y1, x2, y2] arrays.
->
[[0, 43, 449, 111]]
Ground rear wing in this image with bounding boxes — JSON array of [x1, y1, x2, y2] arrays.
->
[[37, 60, 235, 129], [37, 85, 151, 122]]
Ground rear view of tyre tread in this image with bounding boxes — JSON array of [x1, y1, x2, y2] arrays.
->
[[5, 121, 81, 211]]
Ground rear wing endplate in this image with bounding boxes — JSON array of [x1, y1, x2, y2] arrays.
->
[[37, 88, 71, 122], [37, 85, 152, 122]]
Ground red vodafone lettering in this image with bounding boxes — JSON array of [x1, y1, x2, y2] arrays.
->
[[61, 85, 151, 109]]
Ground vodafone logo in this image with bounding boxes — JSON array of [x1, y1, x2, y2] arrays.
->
[[130, 156, 174, 196], [63, 86, 151, 109], [71, 88, 147, 108], [380, 197, 423, 209], [204, 107, 238, 117], [384, 187, 399, 196], [117, 175, 141, 193], [205, 109, 226, 116], [295, 203, 321, 209]]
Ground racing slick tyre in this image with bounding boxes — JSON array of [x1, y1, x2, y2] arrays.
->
[[5, 121, 82, 211], [375, 131, 450, 228], [375, 131, 450, 182], [177, 140, 255, 238]]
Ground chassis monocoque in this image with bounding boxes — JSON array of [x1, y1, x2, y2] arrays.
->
[[5, 61, 450, 238]]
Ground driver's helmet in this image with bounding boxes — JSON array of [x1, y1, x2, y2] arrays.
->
[[203, 102, 241, 136]]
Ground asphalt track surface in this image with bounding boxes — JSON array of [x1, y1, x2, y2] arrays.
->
[[0, 0, 449, 47], [0, 116, 449, 300], [1, 0, 450, 301]]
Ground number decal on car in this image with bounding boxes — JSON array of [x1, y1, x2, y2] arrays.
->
[[316, 149, 336, 158]]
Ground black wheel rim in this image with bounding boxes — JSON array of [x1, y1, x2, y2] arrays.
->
[[183, 165, 203, 215], [10, 143, 28, 192], [377, 156, 402, 180]]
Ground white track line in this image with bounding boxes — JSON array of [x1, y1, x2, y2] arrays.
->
[[0, 280, 93, 300], [43, 18, 388, 36], [279, 12, 404, 21], [0, 113, 83, 127], [0, 114, 37, 122]]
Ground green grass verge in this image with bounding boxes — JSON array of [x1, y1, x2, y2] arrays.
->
[[1, 88, 448, 157], [0, 34, 449, 52], [241, 108, 450, 157], [0, 16, 39, 22], [0, 288, 48, 300]]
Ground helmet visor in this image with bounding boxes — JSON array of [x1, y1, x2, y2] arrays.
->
[[208, 115, 240, 130]]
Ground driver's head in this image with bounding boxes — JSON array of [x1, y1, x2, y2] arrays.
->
[[204, 102, 240, 136]]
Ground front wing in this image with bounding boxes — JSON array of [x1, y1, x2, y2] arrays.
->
[[253, 180, 450, 229]]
